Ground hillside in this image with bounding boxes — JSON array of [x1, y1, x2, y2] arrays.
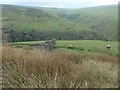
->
[[48, 5, 118, 40], [65, 5, 118, 40], [2, 4, 118, 42]]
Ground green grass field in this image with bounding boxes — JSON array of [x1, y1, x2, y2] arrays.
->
[[12, 40, 118, 56]]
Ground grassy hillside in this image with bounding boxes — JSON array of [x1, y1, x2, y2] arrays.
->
[[2, 4, 118, 41], [46, 5, 118, 40], [63, 5, 118, 40]]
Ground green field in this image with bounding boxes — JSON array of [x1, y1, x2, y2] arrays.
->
[[12, 40, 118, 56]]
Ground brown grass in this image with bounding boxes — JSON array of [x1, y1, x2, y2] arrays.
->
[[2, 47, 118, 88]]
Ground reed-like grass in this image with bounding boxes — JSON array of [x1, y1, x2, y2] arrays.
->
[[2, 47, 118, 88]]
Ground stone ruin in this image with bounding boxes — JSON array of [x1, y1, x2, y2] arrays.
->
[[2, 28, 13, 44], [2, 27, 56, 50], [29, 38, 56, 51]]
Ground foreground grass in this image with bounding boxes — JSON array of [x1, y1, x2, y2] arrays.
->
[[2, 47, 118, 88]]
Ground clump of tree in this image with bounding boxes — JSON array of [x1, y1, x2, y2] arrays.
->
[[8, 29, 106, 42]]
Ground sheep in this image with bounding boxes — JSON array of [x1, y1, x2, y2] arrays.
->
[[67, 45, 75, 49], [106, 45, 112, 50]]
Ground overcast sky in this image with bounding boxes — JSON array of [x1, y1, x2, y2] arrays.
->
[[0, 0, 119, 8]]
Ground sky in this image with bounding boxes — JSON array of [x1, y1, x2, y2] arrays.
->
[[0, 0, 119, 8]]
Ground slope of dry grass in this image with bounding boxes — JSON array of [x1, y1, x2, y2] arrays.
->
[[2, 47, 118, 88]]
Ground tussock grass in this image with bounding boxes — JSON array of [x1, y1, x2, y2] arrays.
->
[[2, 47, 118, 88]]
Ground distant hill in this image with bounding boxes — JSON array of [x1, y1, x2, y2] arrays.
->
[[64, 5, 118, 41], [2, 4, 118, 42]]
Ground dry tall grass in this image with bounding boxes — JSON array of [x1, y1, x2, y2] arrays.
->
[[2, 47, 118, 88]]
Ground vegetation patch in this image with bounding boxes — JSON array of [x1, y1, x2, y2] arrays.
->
[[2, 47, 118, 88]]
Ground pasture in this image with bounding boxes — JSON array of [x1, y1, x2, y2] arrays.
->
[[12, 40, 118, 56]]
